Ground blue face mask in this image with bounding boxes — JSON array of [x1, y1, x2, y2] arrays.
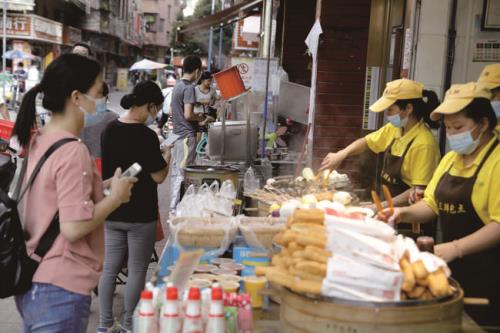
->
[[491, 100, 500, 120], [95, 98, 107, 114], [447, 127, 482, 155], [387, 113, 408, 128]]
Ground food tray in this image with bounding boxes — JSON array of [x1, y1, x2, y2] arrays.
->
[[287, 278, 462, 308]]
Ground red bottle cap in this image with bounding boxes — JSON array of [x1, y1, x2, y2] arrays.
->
[[141, 290, 153, 300], [212, 286, 223, 301], [166, 286, 178, 300], [188, 287, 200, 301]]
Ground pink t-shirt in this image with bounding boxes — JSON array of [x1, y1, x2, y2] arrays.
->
[[20, 131, 104, 295]]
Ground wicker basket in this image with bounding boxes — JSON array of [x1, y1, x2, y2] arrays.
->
[[170, 217, 238, 249], [239, 217, 286, 249]]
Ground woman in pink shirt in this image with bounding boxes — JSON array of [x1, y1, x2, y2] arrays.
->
[[11, 54, 137, 333]]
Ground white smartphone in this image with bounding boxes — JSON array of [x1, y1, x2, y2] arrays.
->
[[104, 163, 142, 196]]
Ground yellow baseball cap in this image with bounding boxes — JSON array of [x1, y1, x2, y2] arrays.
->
[[370, 79, 424, 112], [430, 82, 492, 121], [477, 63, 500, 90]]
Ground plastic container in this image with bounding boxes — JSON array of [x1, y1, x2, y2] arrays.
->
[[182, 288, 203, 333], [213, 66, 246, 100], [133, 290, 158, 333], [160, 284, 182, 333], [205, 285, 225, 333]]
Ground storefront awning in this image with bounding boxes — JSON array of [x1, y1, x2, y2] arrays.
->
[[179, 0, 263, 35]]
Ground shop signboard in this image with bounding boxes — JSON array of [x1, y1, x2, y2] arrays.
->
[[116, 68, 129, 91], [0, 14, 31, 38], [0, 14, 62, 44], [230, 57, 279, 94], [32, 15, 63, 44], [63, 26, 82, 46]]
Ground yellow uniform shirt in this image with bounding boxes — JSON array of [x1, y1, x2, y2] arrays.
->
[[424, 135, 500, 225], [365, 121, 441, 186]]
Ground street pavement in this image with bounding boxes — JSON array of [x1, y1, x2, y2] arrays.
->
[[0, 88, 173, 333]]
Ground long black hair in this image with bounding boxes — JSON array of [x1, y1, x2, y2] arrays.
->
[[12, 53, 101, 146], [120, 80, 164, 109], [395, 90, 440, 129]]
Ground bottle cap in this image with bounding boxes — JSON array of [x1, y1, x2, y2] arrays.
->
[[166, 286, 178, 300], [141, 290, 153, 300], [188, 287, 200, 301], [211, 286, 223, 301]]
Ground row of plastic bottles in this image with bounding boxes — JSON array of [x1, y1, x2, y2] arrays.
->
[[134, 284, 226, 333]]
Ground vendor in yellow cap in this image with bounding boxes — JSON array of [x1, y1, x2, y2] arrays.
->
[[477, 63, 500, 133], [381, 82, 499, 326], [320, 79, 440, 226]]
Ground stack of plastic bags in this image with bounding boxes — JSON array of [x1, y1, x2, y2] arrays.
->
[[176, 180, 237, 218]]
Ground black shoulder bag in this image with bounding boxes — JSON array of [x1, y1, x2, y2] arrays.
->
[[0, 137, 77, 298]]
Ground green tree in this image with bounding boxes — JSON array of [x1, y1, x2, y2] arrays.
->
[[171, 0, 233, 65]]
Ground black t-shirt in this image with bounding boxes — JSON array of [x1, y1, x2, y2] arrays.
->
[[101, 119, 167, 222]]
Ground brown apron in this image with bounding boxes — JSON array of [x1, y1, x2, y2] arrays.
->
[[380, 138, 435, 237], [380, 138, 415, 196], [435, 139, 500, 327]]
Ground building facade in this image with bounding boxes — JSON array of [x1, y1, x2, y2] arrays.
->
[[143, 0, 182, 62]]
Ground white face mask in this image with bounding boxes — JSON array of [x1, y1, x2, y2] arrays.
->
[[491, 100, 500, 120], [447, 126, 482, 155]]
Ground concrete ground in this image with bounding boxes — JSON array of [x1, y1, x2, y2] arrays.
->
[[0, 88, 173, 333]]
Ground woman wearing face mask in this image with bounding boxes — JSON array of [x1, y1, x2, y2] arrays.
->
[[80, 82, 118, 172], [98, 80, 171, 333], [381, 82, 500, 326], [320, 79, 440, 235], [11, 54, 136, 332], [477, 63, 500, 134]]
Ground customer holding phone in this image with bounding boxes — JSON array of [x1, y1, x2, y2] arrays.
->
[[98, 81, 171, 333]]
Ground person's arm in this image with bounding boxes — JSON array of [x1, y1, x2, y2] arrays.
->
[[151, 147, 172, 184], [60, 168, 136, 243], [184, 103, 205, 122], [435, 222, 500, 262], [319, 137, 368, 171]]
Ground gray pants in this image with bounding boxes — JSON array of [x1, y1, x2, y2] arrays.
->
[[98, 220, 156, 330], [169, 136, 196, 211]]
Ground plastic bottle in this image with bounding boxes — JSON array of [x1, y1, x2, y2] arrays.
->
[[182, 287, 203, 333], [160, 284, 182, 333], [205, 285, 225, 333], [133, 290, 158, 333]]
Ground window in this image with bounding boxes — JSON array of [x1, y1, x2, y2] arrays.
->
[[144, 13, 158, 33], [159, 19, 165, 32], [168, 5, 172, 22]]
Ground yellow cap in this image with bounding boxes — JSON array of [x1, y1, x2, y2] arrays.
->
[[477, 63, 500, 90], [430, 82, 492, 121], [370, 79, 424, 112]]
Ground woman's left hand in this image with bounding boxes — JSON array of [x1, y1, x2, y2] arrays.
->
[[435, 242, 459, 263]]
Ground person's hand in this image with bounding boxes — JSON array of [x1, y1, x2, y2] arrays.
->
[[361, 202, 379, 213], [409, 186, 425, 205], [435, 242, 459, 263], [378, 207, 404, 227], [162, 145, 173, 163], [109, 168, 137, 205], [319, 151, 346, 172]]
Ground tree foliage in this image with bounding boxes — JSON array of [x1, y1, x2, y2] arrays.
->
[[171, 0, 234, 62]]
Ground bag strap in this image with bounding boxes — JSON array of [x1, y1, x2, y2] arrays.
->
[[22, 137, 79, 260], [34, 213, 60, 259], [17, 138, 78, 202]]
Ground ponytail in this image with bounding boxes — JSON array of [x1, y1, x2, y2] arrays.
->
[[12, 84, 42, 146], [421, 90, 440, 129], [395, 89, 440, 129]]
